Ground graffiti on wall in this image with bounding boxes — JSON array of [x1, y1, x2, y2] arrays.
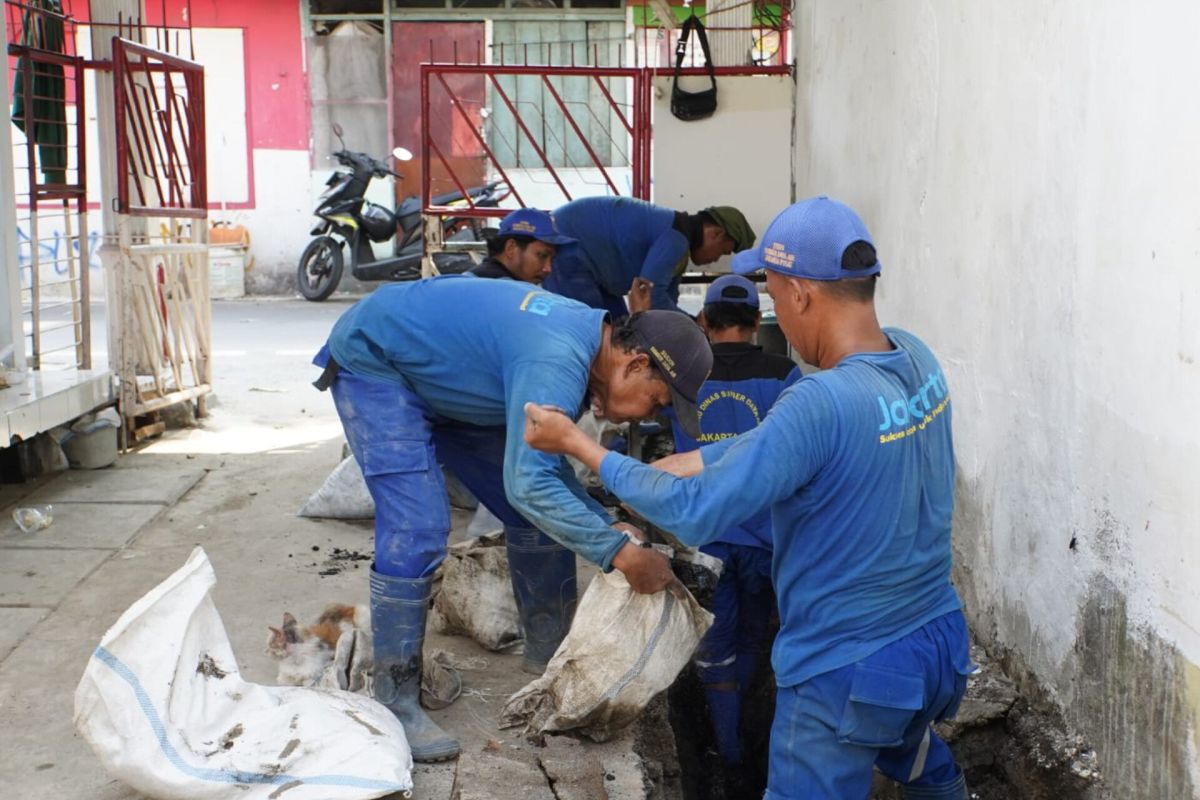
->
[[14, 221, 104, 283]]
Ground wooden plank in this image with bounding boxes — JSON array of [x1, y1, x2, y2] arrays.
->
[[131, 419, 166, 443]]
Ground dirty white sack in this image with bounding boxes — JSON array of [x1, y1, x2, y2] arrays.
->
[[429, 532, 521, 651], [74, 547, 413, 800], [500, 569, 713, 742], [298, 455, 374, 519]]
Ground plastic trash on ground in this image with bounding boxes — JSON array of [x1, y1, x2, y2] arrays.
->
[[12, 505, 53, 533], [74, 547, 413, 800], [500, 568, 712, 742]]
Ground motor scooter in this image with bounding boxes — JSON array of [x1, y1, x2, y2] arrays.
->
[[297, 124, 508, 301]]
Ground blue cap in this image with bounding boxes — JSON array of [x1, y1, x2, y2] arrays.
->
[[497, 208, 576, 246], [703, 274, 759, 307], [731, 196, 881, 280]]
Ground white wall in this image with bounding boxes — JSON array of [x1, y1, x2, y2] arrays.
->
[[653, 74, 794, 272], [792, 2, 1199, 796], [241, 148, 313, 294]]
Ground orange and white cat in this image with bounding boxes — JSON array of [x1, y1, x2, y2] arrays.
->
[[265, 604, 370, 687]]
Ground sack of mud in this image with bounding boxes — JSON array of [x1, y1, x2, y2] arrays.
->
[[298, 455, 374, 519], [74, 547, 412, 800], [429, 532, 521, 651], [499, 569, 712, 742]]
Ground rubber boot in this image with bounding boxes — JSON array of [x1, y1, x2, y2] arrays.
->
[[370, 568, 461, 762], [705, 685, 744, 766], [505, 525, 577, 674], [902, 770, 969, 800]]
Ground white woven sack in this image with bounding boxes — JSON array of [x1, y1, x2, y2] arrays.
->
[[500, 569, 712, 742], [74, 547, 413, 800], [430, 532, 521, 651], [298, 456, 375, 519]]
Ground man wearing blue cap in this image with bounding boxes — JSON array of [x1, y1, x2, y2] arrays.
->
[[543, 196, 756, 317], [523, 197, 973, 799], [470, 208, 575, 285], [312, 279, 711, 764], [665, 274, 799, 781]]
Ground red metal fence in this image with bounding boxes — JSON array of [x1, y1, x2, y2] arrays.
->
[[416, 6, 790, 220], [421, 63, 652, 218], [113, 38, 206, 217]]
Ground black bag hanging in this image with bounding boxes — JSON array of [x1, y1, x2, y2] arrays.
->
[[671, 14, 718, 121]]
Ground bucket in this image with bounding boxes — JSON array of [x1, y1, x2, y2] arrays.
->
[[61, 419, 119, 469]]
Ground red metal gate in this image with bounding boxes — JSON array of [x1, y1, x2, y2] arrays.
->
[[111, 36, 211, 437], [113, 37, 207, 217], [420, 62, 652, 221]]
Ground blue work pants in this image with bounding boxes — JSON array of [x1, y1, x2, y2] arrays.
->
[[694, 542, 775, 688], [765, 610, 973, 800], [331, 369, 544, 578]]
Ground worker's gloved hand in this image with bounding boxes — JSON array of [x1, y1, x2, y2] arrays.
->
[[610, 522, 681, 595], [627, 278, 653, 314]]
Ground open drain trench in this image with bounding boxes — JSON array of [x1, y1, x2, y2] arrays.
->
[[655, 640, 1108, 800]]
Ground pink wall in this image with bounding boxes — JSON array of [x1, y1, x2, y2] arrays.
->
[[147, 0, 308, 151]]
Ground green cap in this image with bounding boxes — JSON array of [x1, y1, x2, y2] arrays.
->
[[702, 206, 756, 252]]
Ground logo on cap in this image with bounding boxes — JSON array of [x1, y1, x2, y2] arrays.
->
[[511, 220, 537, 234], [763, 242, 795, 270], [649, 346, 679, 379]]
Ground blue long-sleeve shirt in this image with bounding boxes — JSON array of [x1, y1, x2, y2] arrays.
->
[[552, 196, 689, 311], [598, 328, 964, 686], [324, 276, 626, 570], [668, 342, 800, 550]]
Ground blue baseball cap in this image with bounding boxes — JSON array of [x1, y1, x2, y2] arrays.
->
[[497, 208, 576, 246], [731, 196, 882, 280], [703, 274, 759, 307]]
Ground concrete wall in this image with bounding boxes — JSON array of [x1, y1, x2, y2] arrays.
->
[[791, 2, 1199, 797], [653, 74, 795, 273]]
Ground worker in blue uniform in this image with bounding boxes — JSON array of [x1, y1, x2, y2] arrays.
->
[[665, 274, 799, 774], [312, 277, 711, 763], [522, 197, 974, 800], [543, 196, 756, 317], [463, 207, 579, 658], [469, 207, 573, 284]]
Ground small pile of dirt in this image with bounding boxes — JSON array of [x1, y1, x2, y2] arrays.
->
[[312, 547, 374, 577]]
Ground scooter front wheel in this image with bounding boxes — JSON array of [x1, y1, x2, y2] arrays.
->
[[297, 236, 344, 302]]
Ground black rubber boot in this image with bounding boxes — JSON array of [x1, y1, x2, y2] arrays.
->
[[370, 568, 461, 762], [903, 769, 969, 799], [504, 525, 578, 674]]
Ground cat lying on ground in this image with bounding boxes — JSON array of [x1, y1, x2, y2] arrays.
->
[[265, 603, 461, 706], [265, 604, 372, 692]]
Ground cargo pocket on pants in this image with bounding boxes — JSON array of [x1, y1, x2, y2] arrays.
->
[[836, 663, 925, 748], [361, 439, 449, 532]]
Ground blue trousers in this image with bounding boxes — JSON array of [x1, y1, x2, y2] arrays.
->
[[543, 256, 629, 320], [694, 542, 775, 686], [765, 610, 973, 800], [330, 369, 552, 578], [694, 542, 775, 765]]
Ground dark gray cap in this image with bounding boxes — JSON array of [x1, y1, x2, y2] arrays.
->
[[629, 311, 712, 438]]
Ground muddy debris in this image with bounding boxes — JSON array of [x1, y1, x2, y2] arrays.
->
[[195, 653, 228, 679], [312, 546, 373, 577], [219, 723, 243, 750]]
